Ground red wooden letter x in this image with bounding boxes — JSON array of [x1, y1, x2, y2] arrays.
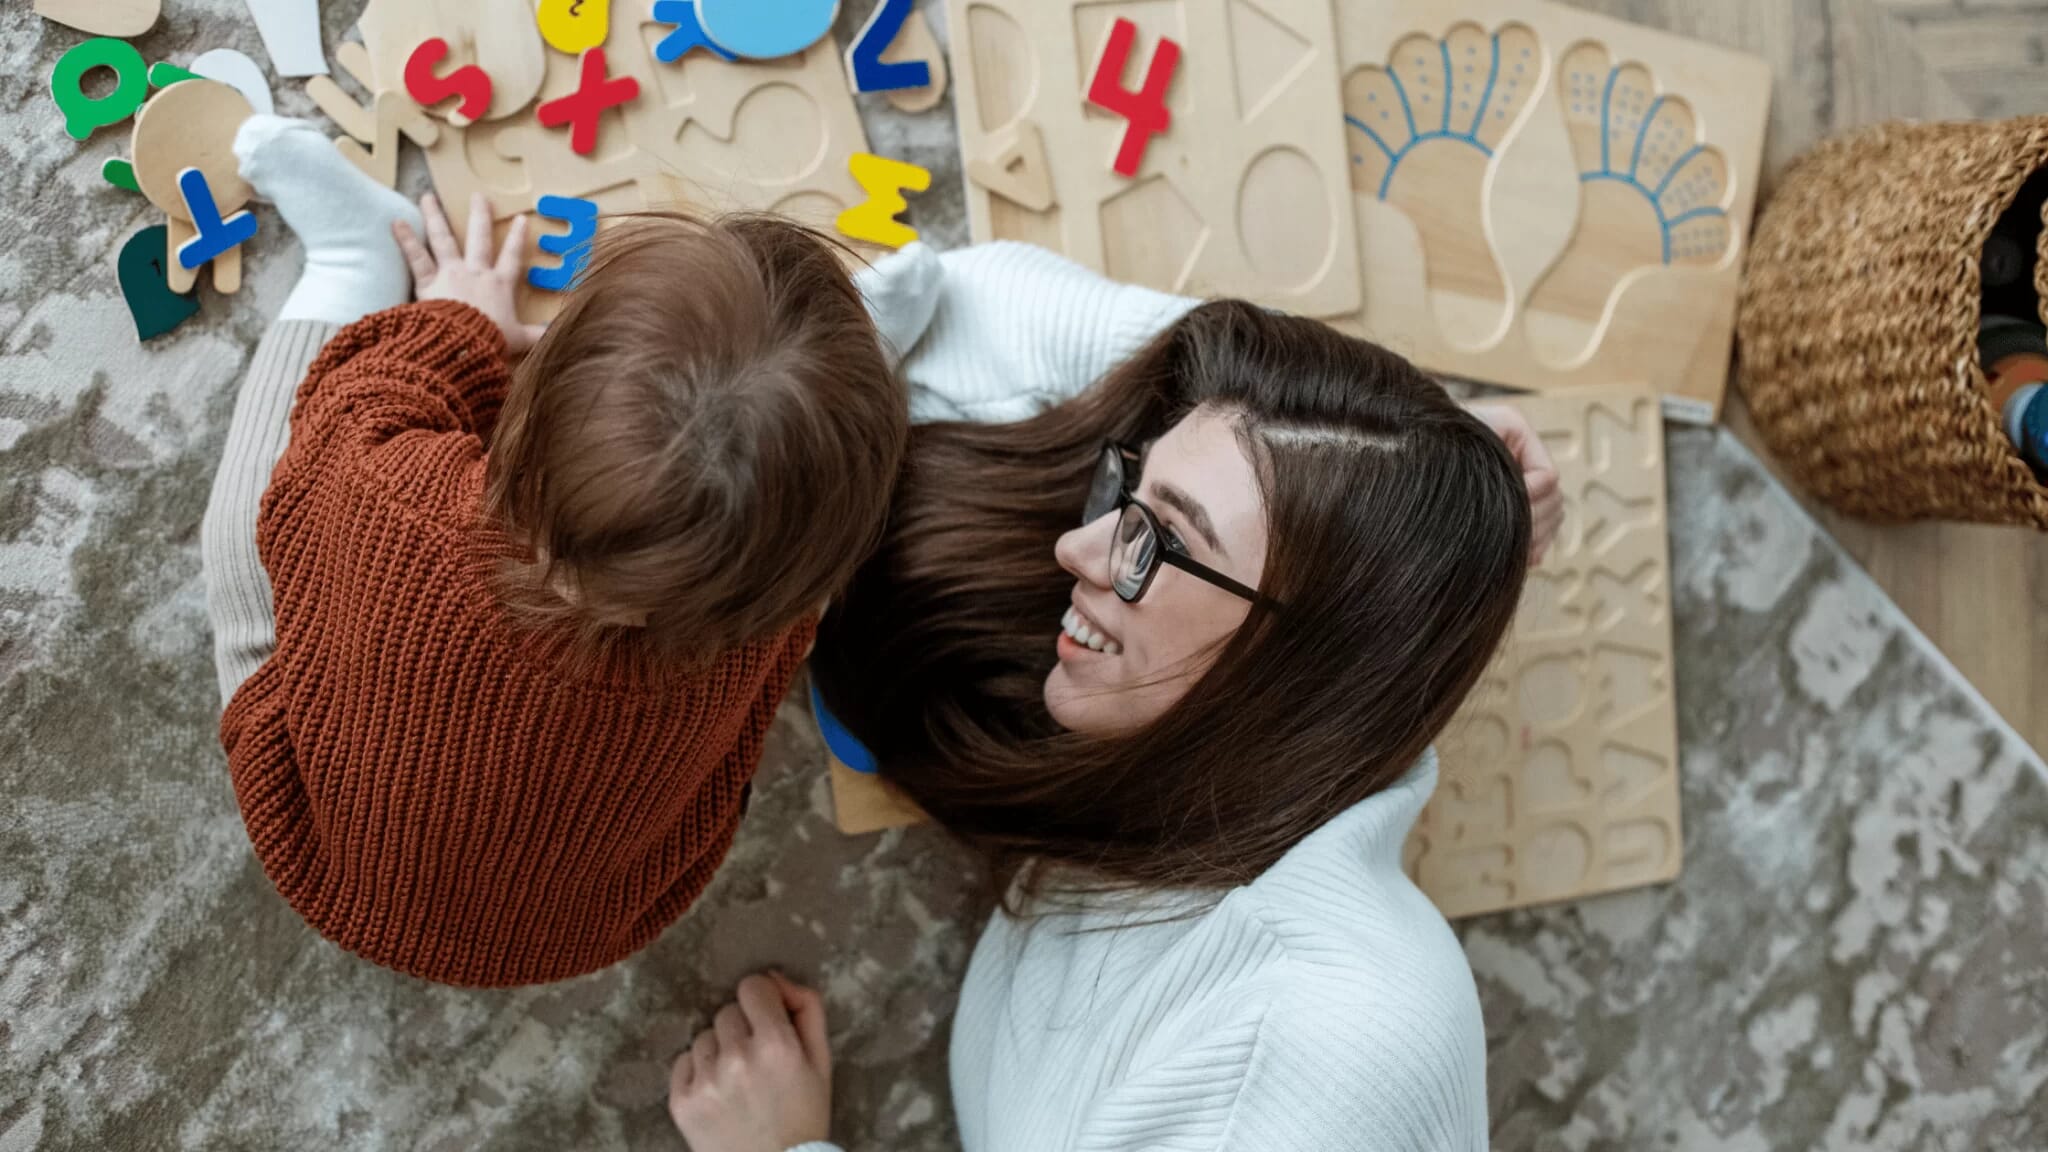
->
[[1087, 18, 1181, 178], [537, 48, 640, 156]]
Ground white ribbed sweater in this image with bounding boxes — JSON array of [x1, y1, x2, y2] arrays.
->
[[798, 244, 1488, 1152]]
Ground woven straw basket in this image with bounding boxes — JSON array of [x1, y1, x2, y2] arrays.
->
[[1737, 118, 2048, 531]]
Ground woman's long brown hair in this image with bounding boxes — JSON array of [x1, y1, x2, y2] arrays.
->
[[812, 301, 1531, 906]]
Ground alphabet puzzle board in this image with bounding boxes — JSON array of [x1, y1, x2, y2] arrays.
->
[[1405, 385, 1683, 919], [324, 0, 875, 323], [1334, 0, 1770, 420], [945, 0, 1365, 319]]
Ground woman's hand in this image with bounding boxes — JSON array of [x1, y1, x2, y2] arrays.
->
[[392, 191, 547, 354], [1467, 402, 1566, 566], [669, 972, 833, 1152]]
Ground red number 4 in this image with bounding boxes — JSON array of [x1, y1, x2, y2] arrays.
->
[[1087, 18, 1181, 178]]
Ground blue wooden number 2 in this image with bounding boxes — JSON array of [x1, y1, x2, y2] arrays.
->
[[528, 195, 599, 292], [847, 0, 930, 93]]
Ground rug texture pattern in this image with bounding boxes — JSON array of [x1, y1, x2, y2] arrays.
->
[[4, 1, 2046, 1149]]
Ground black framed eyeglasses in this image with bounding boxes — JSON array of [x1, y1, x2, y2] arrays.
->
[[1082, 441, 1273, 607]]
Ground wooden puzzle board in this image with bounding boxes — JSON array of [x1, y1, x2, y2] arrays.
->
[[1332, 0, 1770, 421], [830, 759, 926, 836], [340, 0, 874, 323], [946, 0, 1363, 319], [1405, 385, 1683, 918]]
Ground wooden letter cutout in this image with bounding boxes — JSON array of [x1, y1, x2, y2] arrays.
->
[[537, 0, 611, 56], [535, 48, 640, 156], [1086, 17, 1180, 178], [405, 38, 495, 127], [528, 195, 599, 291], [847, 0, 931, 93], [837, 153, 931, 248], [173, 167, 258, 271]]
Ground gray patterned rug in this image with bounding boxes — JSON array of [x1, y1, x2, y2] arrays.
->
[[4, 1, 2046, 1150]]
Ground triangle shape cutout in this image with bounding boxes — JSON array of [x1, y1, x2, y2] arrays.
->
[[1227, 0, 1314, 122]]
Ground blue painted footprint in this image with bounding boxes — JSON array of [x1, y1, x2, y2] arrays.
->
[[1524, 43, 1733, 365], [1344, 23, 1543, 346]]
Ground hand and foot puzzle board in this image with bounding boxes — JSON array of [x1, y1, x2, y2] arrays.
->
[[1406, 386, 1683, 918], [948, 0, 1770, 416], [1338, 1, 1771, 420]]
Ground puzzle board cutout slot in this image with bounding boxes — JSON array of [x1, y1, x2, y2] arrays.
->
[[1404, 385, 1683, 919]]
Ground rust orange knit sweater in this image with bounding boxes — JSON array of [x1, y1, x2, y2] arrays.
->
[[221, 302, 815, 987]]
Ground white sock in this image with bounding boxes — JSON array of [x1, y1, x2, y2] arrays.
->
[[854, 241, 942, 367], [234, 115, 424, 326]]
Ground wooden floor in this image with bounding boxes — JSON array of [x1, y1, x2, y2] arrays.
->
[[1559, 0, 2048, 753]]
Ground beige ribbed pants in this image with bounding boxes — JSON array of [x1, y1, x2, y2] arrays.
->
[[200, 320, 338, 706]]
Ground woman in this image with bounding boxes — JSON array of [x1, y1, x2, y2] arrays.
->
[[664, 244, 1560, 1152]]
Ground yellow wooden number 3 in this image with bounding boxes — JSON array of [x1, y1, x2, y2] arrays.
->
[[837, 153, 931, 249]]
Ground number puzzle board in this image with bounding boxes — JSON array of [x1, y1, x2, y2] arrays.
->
[[343, 0, 874, 323], [1333, 1, 1770, 421], [1405, 386, 1682, 919], [946, 0, 1363, 319]]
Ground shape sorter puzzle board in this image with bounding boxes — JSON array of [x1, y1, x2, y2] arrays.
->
[[1405, 386, 1683, 919], [945, 0, 1365, 320], [1334, 1, 1771, 421], [325, 0, 875, 324]]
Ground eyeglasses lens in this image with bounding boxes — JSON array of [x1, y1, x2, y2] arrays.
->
[[1112, 503, 1155, 600], [1084, 446, 1123, 525]]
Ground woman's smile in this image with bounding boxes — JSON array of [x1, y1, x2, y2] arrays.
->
[[1058, 604, 1123, 657]]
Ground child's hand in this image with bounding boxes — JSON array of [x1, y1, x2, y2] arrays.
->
[[393, 192, 548, 354], [1467, 402, 1566, 566], [669, 972, 833, 1152]]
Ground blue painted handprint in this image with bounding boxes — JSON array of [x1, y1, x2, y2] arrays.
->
[[1524, 43, 1733, 364], [1344, 23, 1543, 346]]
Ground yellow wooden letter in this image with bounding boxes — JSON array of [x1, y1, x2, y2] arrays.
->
[[536, 0, 610, 55], [836, 153, 931, 249]]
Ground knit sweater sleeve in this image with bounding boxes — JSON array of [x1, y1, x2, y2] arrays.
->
[[897, 242, 1200, 426], [275, 300, 510, 465]]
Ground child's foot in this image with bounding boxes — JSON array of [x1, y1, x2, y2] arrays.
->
[[234, 115, 425, 325]]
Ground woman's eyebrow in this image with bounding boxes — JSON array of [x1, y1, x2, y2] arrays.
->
[[1153, 483, 1225, 557]]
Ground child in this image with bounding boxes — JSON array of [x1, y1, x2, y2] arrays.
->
[[201, 116, 922, 987]]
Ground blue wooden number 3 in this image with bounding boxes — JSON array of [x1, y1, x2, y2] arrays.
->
[[847, 0, 930, 93], [528, 195, 599, 292]]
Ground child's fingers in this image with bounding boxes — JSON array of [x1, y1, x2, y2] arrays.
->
[[495, 214, 530, 279], [768, 971, 831, 1076], [713, 1002, 751, 1051], [735, 974, 800, 1048], [392, 220, 436, 287], [465, 193, 493, 268], [690, 1030, 720, 1083], [422, 193, 462, 265]]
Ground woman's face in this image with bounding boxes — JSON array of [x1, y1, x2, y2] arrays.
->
[[1045, 407, 1269, 736]]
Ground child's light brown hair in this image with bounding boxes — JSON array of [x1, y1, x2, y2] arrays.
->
[[484, 212, 906, 664]]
